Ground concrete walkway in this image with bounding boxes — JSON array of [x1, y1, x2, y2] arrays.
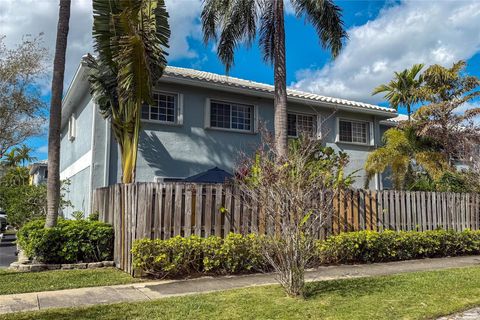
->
[[1, 255, 480, 315]]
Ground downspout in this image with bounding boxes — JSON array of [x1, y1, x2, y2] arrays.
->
[[88, 102, 97, 215], [103, 119, 111, 186]]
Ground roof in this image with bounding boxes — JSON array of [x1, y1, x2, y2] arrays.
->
[[29, 160, 48, 175], [183, 167, 233, 184], [162, 66, 397, 115], [380, 114, 409, 126]]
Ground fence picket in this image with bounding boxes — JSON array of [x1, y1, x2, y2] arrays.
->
[[92, 183, 480, 274]]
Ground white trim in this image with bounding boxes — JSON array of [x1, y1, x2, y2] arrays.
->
[[206, 98, 256, 134], [60, 150, 92, 180], [286, 111, 318, 138], [335, 117, 374, 146], [140, 90, 181, 125]]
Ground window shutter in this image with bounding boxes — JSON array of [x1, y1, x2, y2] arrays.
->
[[204, 98, 211, 128], [177, 94, 184, 125], [369, 122, 375, 146], [335, 117, 340, 142], [316, 114, 322, 140], [254, 105, 259, 133]]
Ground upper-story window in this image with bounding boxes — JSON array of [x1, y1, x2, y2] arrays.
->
[[68, 113, 76, 141], [338, 119, 370, 145], [141, 92, 178, 123], [209, 100, 253, 132], [287, 113, 317, 137]]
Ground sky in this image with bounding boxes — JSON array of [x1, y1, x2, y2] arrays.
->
[[1, 0, 479, 161]]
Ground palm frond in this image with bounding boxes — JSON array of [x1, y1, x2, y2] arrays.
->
[[291, 0, 347, 58], [259, 0, 275, 64]]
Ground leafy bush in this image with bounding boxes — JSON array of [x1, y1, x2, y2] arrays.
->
[[317, 230, 480, 264], [17, 219, 114, 263], [132, 233, 267, 278], [0, 167, 71, 228]]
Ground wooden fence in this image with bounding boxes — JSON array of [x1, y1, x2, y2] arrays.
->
[[93, 182, 480, 274]]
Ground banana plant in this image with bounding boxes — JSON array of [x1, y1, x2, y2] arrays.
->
[[86, 0, 170, 183]]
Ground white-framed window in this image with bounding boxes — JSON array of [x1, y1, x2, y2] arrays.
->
[[208, 99, 254, 132], [287, 113, 317, 137], [337, 118, 373, 145], [68, 113, 76, 141], [141, 92, 182, 124]]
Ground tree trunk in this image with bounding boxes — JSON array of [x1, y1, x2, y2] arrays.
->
[[45, 0, 71, 228], [273, 0, 288, 158]]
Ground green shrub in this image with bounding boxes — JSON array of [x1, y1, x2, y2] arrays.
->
[[132, 233, 267, 278], [317, 229, 480, 264], [17, 219, 114, 263]]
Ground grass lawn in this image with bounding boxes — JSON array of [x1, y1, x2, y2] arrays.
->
[[3, 266, 480, 320], [0, 268, 141, 295]]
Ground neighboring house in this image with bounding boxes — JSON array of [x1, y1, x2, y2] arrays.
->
[[60, 58, 399, 217], [29, 160, 48, 186]]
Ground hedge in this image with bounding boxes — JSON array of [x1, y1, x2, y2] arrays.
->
[[17, 219, 114, 264], [133, 230, 480, 278], [318, 229, 480, 264], [132, 233, 268, 278]]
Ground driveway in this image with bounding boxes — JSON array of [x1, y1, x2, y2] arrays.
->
[[0, 234, 17, 268]]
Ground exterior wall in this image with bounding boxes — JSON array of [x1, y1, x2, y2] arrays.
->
[[109, 82, 390, 189], [31, 167, 47, 186], [61, 167, 91, 218], [60, 94, 95, 218], [60, 95, 93, 171]]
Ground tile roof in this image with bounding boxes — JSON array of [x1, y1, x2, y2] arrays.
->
[[380, 114, 409, 125], [163, 66, 397, 114]]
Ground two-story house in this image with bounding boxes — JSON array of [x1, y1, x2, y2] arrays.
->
[[60, 57, 399, 217]]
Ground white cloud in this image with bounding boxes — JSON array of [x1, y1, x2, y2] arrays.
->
[[455, 101, 480, 124], [291, 0, 480, 104], [36, 145, 49, 154], [0, 0, 202, 86]]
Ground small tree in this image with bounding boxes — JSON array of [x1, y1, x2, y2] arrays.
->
[[413, 60, 480, 165], [235, 131, 353, 297], [0, 35, 47, 157]]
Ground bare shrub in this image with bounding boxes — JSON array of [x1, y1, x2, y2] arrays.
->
[[235, 130, 353, 297]]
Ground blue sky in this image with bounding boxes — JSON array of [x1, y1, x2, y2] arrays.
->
[[1, 0, 479, 161]]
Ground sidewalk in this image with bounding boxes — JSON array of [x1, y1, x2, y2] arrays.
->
[[1, 255, 480, 315]]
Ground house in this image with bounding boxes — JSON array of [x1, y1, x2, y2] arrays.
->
[[29, 160, 48, 186], [60, 58, 399, 217]]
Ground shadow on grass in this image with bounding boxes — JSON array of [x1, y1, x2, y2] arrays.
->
[[303, 274, 410, 299]]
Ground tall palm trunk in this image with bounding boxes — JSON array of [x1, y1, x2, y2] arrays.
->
[[273, 0, 288, 158], [45, 0, 71, 228]]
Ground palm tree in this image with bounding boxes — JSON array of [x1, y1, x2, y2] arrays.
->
[[372, 64, 424, 120], [1, 149, 20, 167], [201, 0, 346, 157], [15, 145, 37, 166], [86, 0, 170, 183], [365, 127, 449, 190], [45, 0, 71, 228]]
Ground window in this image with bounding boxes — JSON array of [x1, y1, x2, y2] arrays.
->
[[287, 113, 317, 137], [338, 119, 370, 144], [68, 114, 76, 141], [210, 100, 253, 132], [141, 92, 177, 123]]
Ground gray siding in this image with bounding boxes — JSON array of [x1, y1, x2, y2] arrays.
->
[[109, 82, 390, 189], [60, 95, 93, 171], [62, 167, 91, 218]]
